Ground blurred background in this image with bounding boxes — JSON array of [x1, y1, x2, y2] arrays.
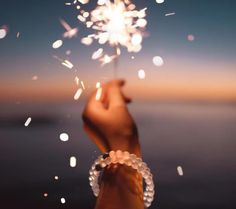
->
[[0, 0, 236, 208]]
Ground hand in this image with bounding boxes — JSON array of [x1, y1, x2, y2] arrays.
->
[[82, 79, 141, 156]]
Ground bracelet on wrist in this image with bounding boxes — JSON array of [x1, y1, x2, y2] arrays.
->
[[88, 150, 155, 208]]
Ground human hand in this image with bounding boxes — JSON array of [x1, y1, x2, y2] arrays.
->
[[82, 80, 141, 156]]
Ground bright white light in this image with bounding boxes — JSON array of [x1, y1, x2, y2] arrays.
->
[[74, 88, 83, 100], [62, 60, 74, 69], [138, 69, 146, 79], [96, 82, 101, 89], [24, 117, 32, 127], [52, 40, 63, 49], [95, 87, 103, 101], [43, 193, 48, 197], [59, 133, 69, 142], [70, 156, 77, 167], [54, 176, 59, 180], [153, 56, 164, 67], [0, 28, 7, 39], [156, 0, 165, 4], [60, 197, 66, 204], [81, 37, 93, 45], [177, 166, 184, 176], [92, 48, 103, 60], [131, 34, 142, 45]]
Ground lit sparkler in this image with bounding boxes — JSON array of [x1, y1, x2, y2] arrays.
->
[[77, 0, 147, 69]]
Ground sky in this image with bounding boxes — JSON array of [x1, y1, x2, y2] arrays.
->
[[0, 0, 236, 102]]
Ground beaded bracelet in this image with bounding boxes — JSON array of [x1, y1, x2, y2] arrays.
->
[[88, 150, 155, 208]]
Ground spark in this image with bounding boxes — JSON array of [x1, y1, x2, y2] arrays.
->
[[60, 197, 66, 204], [52, 40, 63, 49], [96, 82, 101, 88], [32, 75, 38, 81], [70, 156, 77, 167], [59, 133, 69, 141], [81, 81, 85, 89], [66, 50, 71, 55], [24, 117, 31, 127], [54, 175, 59, 180], [74, 88, 83, 100], [16, 32, 20, 38], [165, 12, 176, 17], [92, 48, 103, 60], [81, 36, 93, 45], [77, 0, 147, 65], [65, 2, 72, 6], [153, 56, 164, 67], [95, 87, 102, 101], [62, 59, 74, 69], [43, 193, 48, 197], [177, 166, 184, 176], [75, 76, 80, 85], [60, 19, 78, 39], [187, 34, 195, 42], [156, 0, 165, 3], [0, 28, 7, 39], [138, 69, 145, 79]]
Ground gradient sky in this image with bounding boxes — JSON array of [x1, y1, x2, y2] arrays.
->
[[0, 0, 236, 102]]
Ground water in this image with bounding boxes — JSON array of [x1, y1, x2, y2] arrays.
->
[[0, 102, 235, 209]]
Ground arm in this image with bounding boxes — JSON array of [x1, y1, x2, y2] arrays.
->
[[83, 80, 144, 209]]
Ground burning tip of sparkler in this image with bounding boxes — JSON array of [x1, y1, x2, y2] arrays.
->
[[43, 193, 48, 197], [54, 175, 59, 180]]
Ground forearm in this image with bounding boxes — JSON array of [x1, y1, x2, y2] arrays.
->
[[95, 164, 144, 209]]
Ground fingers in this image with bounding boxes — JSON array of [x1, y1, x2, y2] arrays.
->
[[106, 79, 127, 108]]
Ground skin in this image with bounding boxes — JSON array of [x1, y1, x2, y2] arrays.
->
[[82, 80, 144, 209]]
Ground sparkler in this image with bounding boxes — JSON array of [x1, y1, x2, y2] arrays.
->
[[76, 0, 147, 76]]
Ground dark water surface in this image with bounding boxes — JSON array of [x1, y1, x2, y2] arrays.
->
[[0, 102, 235, 209]]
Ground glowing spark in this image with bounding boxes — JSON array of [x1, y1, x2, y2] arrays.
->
[[75, 76, 80, 85], [81, 37, 93, 45], [24, 117, 31, 127], [65, 2, 72, 6], [54, 176, 59, 180], [0, 28, 7, 39], [74, 88, 83, 100], [70, 156, 77, 167], [16, 32, 20, 38], [62, 60, 74, 69], [92, 48, 103, 60], [78, 0, 89, 4], [52, 40, 63, 49], [95, 87, 102, 101], [81, 81, 85, 89], [177, 166, 184, 176], [66, 50, 71, 55], [60, 197, 66, 204], [60, 19, 78, 38], [153, 56, 164, 67], [96, 82, 101, 88], [138, 69, 145, 79], [131, 56, 135, 59], [156, 0, 165, 4], [187, 34, 195, 42], [59, 133, 69, 141], [77, 0, 147, 65], [100, 54, 115, 66], [32, 75, 38, 81], [43, 193, 48, 197], [165, 12, 176, 17]]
